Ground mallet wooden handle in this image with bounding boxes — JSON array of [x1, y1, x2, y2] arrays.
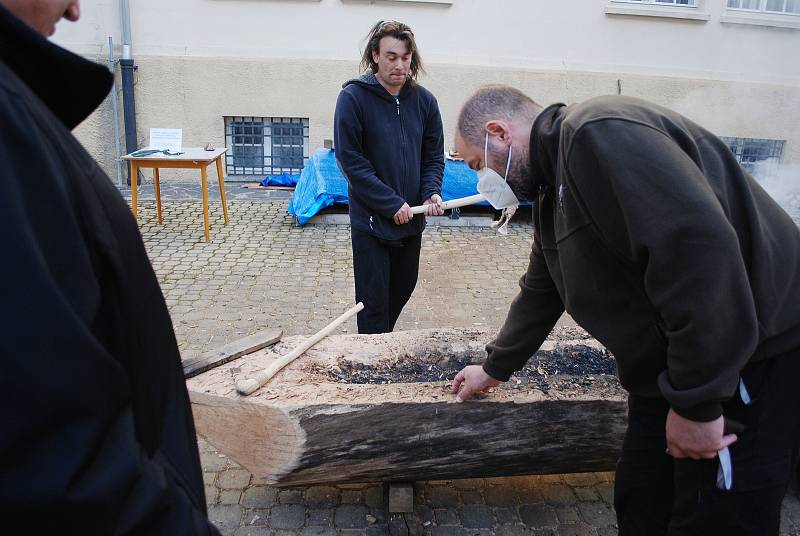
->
[[409, 194, 486, 215], [236, 302, 364, 396]]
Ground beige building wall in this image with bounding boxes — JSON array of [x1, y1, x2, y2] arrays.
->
[[55, 0, 800, 179]]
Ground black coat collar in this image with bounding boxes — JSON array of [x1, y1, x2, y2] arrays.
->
[[0, 4, 112, 129], [529, 103, 566, 195]]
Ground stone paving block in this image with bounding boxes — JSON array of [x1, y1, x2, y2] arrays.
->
[[459, 490, 484, 505], [594, 482, 614, 505], [218, 489, 242, 505], [208, 504, 244, 535], [203, 471, 217, 486], [573, 486, 599, 502], [278, 488, 304, 504], [494, 526, 529, 536], [218, 469, 251, 490], [232, 527, 271, 536], [241, 486, 278, 508], [335, 504, 370, 529], [453, 478, 485, 490], [426, 487, 460, 508], [201, 451, 229, 472], [430, 527, 470, 536], [576, 502, 616, 529], [484, 486, 519, 507], [556, 505, 581, 525], [305, 486, 339, 508], [558, 523, 598, 536], [306, 508, 333, 526], [519, 503, 558, 528], [341, 489, 365, 504], [459, 505, 496, 529], [539, 484, 578, 506], [241, 509, 269, 527], [365, 485, 386, 509], [269, 504, 306, 529], [300, 528, 338, 536], [434, 508, 460, 526], [205, 485, 218, 506], [493, 507, 519, 525]]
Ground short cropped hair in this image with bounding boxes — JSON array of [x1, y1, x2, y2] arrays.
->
[[457, 85, 542, 145]]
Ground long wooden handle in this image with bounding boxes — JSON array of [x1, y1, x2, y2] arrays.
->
[[236, 302, 364, 396], [409, 194, 486, 215]]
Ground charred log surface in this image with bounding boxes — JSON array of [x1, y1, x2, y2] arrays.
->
[[313, 345, 616, 392], [281, 398, 626, 486]]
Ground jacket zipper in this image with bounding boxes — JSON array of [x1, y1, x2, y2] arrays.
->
[[396, 96, 407, 203]]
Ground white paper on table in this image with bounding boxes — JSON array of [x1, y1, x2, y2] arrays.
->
[[149, 128, 183, 153]]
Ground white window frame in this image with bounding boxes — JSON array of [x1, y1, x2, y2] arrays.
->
[[605, 0, 710, 21], [722, 0, 800, 28], [726, 0, 800, 14]]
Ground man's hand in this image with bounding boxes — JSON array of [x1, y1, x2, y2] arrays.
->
[[451, 365, 501, 403], [393, 203, 413, 225], [423, 194, 444, 216], [665, 409, 737, 460]]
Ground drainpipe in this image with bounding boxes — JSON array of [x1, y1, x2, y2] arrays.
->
[[120, 0, 137, 184]]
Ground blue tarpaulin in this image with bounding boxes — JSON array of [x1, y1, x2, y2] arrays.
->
[[288, 148, 485, 225], [260, 173, 300, 187]]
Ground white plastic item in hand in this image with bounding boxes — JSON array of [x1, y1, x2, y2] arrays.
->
[[235, 302, 364, 396], [409, 193, 487, 215]]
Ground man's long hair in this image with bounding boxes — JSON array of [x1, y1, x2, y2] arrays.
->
[[360, 20, 425, 81]]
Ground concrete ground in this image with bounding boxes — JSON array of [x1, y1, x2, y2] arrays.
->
[[131, 185, 800, 535]]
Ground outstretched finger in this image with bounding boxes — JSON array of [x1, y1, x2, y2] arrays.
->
[[451, 370, 465, 394]]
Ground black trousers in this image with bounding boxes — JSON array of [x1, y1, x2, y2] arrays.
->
[[350, 227, 422, 334], [614, 348, 800, 535]]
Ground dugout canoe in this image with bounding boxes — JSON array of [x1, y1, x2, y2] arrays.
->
[[186, 328, 627, 487]]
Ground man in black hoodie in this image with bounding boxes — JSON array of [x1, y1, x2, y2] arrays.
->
[[334, 20, 445, 334], [450, 85, 800, 535], [0, 1, 219, 533]]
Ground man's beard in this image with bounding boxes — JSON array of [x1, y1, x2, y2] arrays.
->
[[488, 143, 537, 201]]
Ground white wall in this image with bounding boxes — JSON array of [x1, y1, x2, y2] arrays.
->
[[58, 0, 800, 84]]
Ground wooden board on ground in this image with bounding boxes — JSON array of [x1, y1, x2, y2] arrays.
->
[[187, 327, 627, 487], [241, 183, 295, 190], [183, 328, 283, 378]]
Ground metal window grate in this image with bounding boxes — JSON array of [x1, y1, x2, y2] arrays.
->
[[224, 116, 309, 177], [720, 136, 785, 177]]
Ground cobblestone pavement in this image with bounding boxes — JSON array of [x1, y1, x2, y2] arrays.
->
[[135, 197, 800, 535]]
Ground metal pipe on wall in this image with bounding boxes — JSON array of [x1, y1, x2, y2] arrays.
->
[[120, 0, 137, 184], [108, 36, 123, 186]]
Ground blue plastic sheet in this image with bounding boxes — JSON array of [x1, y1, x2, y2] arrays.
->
[[260, 173, 300, 187], [288, 148, 486, 225]]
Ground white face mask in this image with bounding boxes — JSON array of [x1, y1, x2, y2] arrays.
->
[[476, 133, 519, 211]]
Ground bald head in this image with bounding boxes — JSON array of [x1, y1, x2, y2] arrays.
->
[[456, 85, 542, 147]]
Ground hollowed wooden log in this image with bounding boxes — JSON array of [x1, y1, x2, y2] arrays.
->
[[187, 328, 627, 487]]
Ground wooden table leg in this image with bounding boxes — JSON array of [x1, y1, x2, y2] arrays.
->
[[153, 167, 163, 224], [215, 156, 229, 225], [201, 164, 210, 241], [130, 161, 138, 218]]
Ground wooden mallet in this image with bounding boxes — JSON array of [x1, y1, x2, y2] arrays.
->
[[236, 302, 364, 396]]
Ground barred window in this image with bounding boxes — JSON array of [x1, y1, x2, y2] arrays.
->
[[224, 116, 309, 176], [720, 136, 786, 177]]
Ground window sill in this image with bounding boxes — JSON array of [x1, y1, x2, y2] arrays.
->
[[605, 5, 710, 22], [720, 12, 800, 30], [341, 0, 452, 5]]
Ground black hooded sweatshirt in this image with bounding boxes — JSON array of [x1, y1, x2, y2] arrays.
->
[[484, 96, 800, 422], [0, 5, 218, 533], [334, 74, 444, 240]]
